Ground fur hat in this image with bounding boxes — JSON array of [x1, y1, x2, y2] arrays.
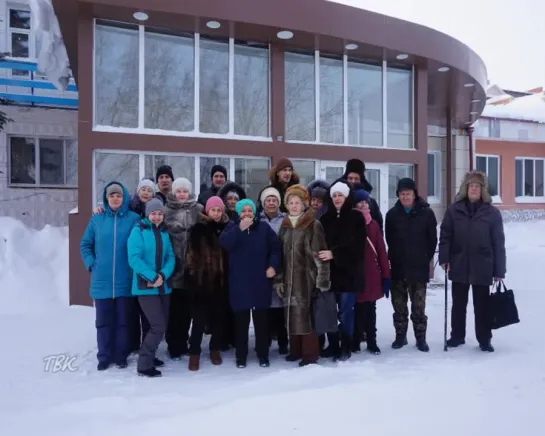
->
[[172, 177, 193, 194], [456, 170, 491, 203], [136, 178, 156, 194], [156, 165, 174, 182], [260, 187, 281, 206], [330, 181, 350, 198], [269, 158, 300, 185], [284, 184, 310, 207], [235, 199, 256, 216], [275, 157, 293, 172], [396, 178, 417, 196], [344, 159, 365, 179], [205, 196, 225, 214], [106, 183, 123, 197], [145, 198, 164, 217]]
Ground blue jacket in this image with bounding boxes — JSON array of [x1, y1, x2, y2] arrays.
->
[[127, 219, 176, 296], [80, 181, 140, 299], [219, 217, 281, 311]]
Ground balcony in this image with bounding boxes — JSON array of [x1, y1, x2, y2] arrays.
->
[[0, 59, 78, 109]]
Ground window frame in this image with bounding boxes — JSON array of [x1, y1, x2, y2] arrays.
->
[[92, 20, 272, 141], [475, 153, 502, 203], [426, 150, 441, 204], [7, 135, 78, 188], [514, 156, 545, 203]]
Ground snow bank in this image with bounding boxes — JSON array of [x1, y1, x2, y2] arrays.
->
[[0, 217, 69, 313], [482, 91, 545, 123]]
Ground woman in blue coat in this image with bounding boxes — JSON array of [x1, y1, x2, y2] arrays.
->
[[219, 199, 281, 369], [80, 181, 141, 371], [127, 198, 175, 378]]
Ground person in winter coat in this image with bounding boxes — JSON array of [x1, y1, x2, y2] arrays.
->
[[198, 165, 228, 206], [80, 181, 140, 371], [218, 181, 247, 219], [269, 157, 300, 212], [162, 177, 204, 360], [319, 181, 367, 361], [257, 185, 289, 355], [219, 199, 281, 369], [275, 185, 330, 366], [353, 189, 390, 355], [127, 198, 176, 378], [185, 196, 230, 370], [129, 178, 156, 218], [307, 179, 330, 219], [439, 170, 506, 353], [385, 178, 437, 352], [155, 165, 174, 204]]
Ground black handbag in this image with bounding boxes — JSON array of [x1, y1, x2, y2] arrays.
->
[[312, 290, 338, 335], [489, 281, 520, 330]]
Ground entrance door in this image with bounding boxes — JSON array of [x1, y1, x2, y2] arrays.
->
[[319, 161, 389, 213]]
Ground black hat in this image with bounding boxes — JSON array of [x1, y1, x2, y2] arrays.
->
[[344, 159, 365, 179], [210, 165, 227, 180], [396, 177, 417, 196], [156, 165, 174, 183]]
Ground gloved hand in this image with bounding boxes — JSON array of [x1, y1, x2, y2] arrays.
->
[[382, 278, 391, 299]]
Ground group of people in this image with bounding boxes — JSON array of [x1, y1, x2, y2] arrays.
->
[[80, 157, 507, 378]]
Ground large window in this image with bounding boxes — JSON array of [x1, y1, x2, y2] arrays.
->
[[94, 152, 139, 205], [7, 8, 43, 77], [94, 21, 270, 139], [290, 159, 317, 187], [284, 52, 411, 147], [199, 157, 231, 189], [388, 164, 414, 208], [9, 137, 77, 187], [427, 151, 441, 202], [475, 155, 500, 198], [515, 158, 544, 201], [234, 158, 270, 203]]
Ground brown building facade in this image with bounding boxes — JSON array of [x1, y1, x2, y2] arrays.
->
[[51, 0, 488, 306]]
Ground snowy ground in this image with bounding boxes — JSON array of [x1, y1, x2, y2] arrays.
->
[[0, 217, 542, 436]]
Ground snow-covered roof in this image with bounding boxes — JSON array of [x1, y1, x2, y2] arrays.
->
[[481, 91, 545, 124]]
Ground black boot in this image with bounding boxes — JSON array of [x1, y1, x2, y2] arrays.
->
[[479, 342, 495, 352], [416, 339, 430, 352], [392, 334, 408, 349], [138, 368, 162, 377], [335, 333, 352, 362], [278, 344, 289, 355], [321, 332, 340, 359], [366, 340, 381, 355], [447, 337, 465, 348]]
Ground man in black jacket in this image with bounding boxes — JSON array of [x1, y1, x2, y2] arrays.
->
[[198, 165, 227, 206], [385, 178, 437, 352]]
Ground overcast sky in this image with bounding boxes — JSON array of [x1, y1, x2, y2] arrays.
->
[[332, 0, 544, 91]]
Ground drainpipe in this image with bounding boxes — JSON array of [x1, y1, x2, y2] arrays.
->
[[466, 126, 475, 171]]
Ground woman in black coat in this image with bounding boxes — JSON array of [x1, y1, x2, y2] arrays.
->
[[439, 170, 506, 352], [318, 181, 367, 361]]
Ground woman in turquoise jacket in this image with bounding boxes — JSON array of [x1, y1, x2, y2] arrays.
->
[[127, 198, 175, 378], [80, 181, 140, 371]]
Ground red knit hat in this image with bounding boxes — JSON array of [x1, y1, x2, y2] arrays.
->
[[205, 196, 225, 214]]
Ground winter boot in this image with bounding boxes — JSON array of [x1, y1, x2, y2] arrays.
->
[[278, 344, 289, 355], [366, 341, 381, 355], [97, 362, 109, 371], [210, 350, 223, 366], [416, 339, 430, 352], [392, 334, 408, 349], [479, 342, 495, 352], [321, 332, 341, 359], [236, 358, 247, 368], [259, 358, 270, 368], [447, 337, 466, 348], [335, 333, 352, 362], [154, 358, 165, 368], [188, 355, 200, 371], [138, 368, 162, 377], [115, 360, 128, 369]]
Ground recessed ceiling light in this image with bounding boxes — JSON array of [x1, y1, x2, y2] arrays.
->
[[470, 111, 478, 115], [465, 122, 472, 125], [471, 99, 480, 103], [464, 83, 475, 87], [206, 20, 221, 29], [133, 11, 148, 21], [396, 54, 409, 60], [345, 43, 358, 50], [438, 66, 450, 72], [277, 30, 294, 40]]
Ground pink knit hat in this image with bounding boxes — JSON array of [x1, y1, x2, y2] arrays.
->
[[205, 196, 226, 214]]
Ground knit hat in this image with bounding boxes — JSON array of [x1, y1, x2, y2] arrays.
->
[[226, 191, 240, 200], [311, 186, 328, 200], [172, 177, 193, 194], [275, 157, 293, 172], [106, 183, 123, 197], [156, 165, 174, 182], [260, 187, 281, 206], [235, 199, 256, 216], [344, 159, 365, 179], [330, 181, 350, 198], [285, 184, 310, 207], [396, 178, 417, 196], [205, 196, 225, 214], [145, 198, 164, 217], [211, 165, 227, 180], [354, 189, 370, 203], [136, 178, 156, 194]]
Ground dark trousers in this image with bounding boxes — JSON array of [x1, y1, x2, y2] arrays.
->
[[354, 301, 378, 345], [338, 292, 357, 339], [234, 308, 269, 361], [129, 298, 150, 352], [269, 308, 288, 348], [138, 294, 170, 371], [165, 289, 192, 358], [391, 280, 427, 340], [95, 297, 130, 365], [451, 282, 492, 345], [189, 302, 224, 355], [290, 334, 319, 363], [223, 304, 236, 348]]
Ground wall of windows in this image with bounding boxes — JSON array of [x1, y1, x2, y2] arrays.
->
[[94, 21, 270, 139], [474, 118, 545, 142], [284, 51, 412, 148], [515, 157, 544, 201], [475, 154, 500, 198], [93, 151, 270, 206]]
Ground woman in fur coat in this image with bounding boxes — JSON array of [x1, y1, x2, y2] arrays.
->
[[275, 185, 330, 366], [163, 177, 204, 360], [319, 181, 367, 361], [184, 196, 230, 371], [353, 189, 390, 355]]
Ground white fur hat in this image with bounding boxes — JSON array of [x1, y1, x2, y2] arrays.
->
[[260, 187, 281, 205], [136, 178, 156, 194], [330, 181, 350, 198], [172, 177, 193, 194]]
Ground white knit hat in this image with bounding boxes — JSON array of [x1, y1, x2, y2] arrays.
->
[[172, 177, 193, 194], [330, 181, 350, 198], [260, 187, 281, 205], [136, 178, 156, 194]]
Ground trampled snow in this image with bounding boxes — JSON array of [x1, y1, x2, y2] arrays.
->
[[0, 217, 543, 436]]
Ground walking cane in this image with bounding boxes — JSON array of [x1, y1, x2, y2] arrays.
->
[[443, 268, 448, 352]]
